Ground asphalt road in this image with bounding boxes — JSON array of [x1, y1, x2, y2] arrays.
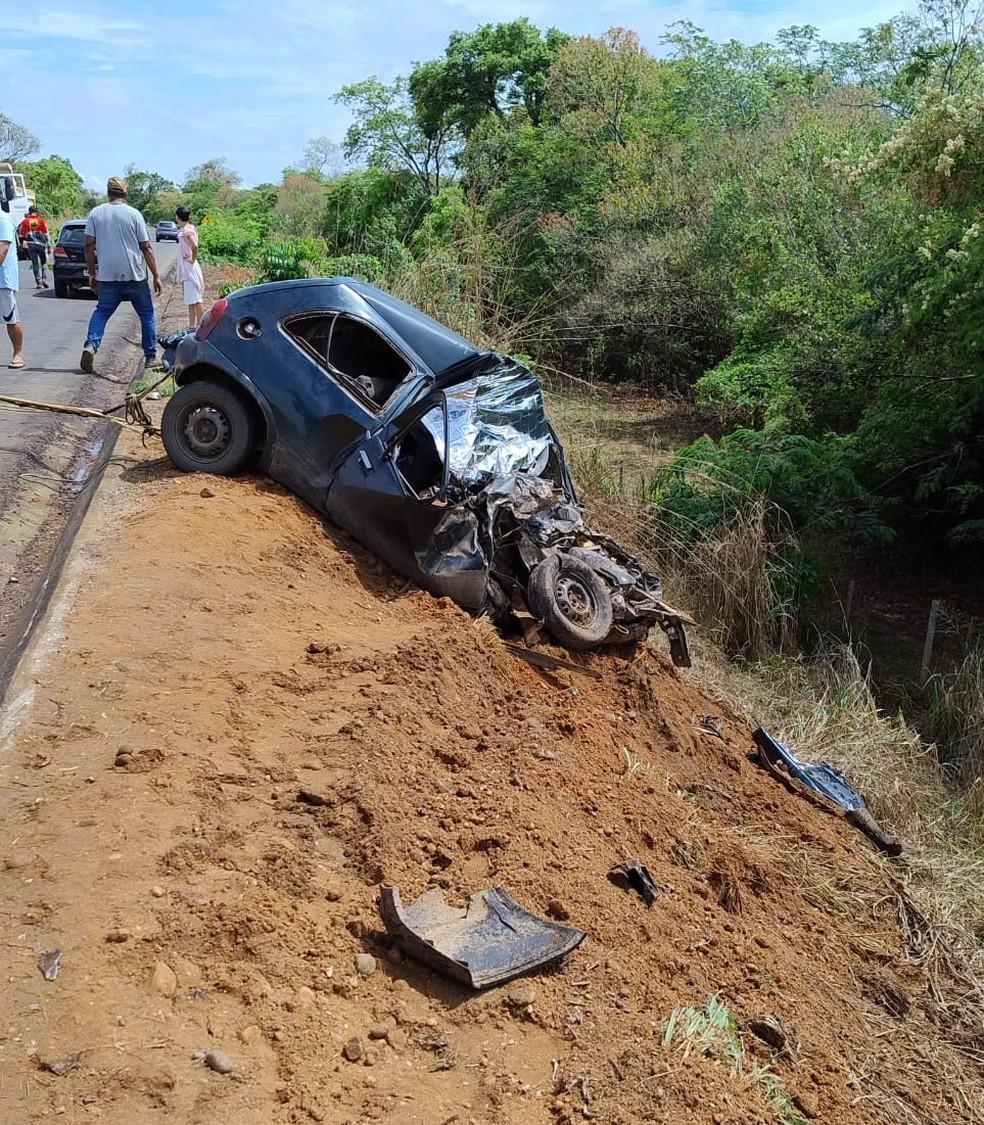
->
[[0, 242, 177, 689]]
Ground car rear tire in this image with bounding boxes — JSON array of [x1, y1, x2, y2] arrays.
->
[[527, 552, 614, 650], [162, 381, 256, 476], [54, 281, 69, 298]]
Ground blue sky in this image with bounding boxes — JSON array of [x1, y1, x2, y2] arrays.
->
[[3, 0, 905, 190]]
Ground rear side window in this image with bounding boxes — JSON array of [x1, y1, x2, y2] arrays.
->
[[59, 226, 86, 247], [284, 313, 412, 411]]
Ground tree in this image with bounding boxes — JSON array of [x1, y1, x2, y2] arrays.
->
[[661, 22, 802, 129], [410, 19, 569, 136], [0, 113, 40, 163], [183, 157, 241, 190], [122, 166, 176, 221], [322, 168, 427, 261], [546, 29, 674, 147], [335, 77, 454, 195], [301, 136, 345, 178], [15, 155, 82, 217], [181, 158, 243, 218], [273, 173, 328, 237]]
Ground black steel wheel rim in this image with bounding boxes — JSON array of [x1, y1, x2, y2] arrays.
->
[[181, 404, 232, 460], [555, 572, 598, 625]]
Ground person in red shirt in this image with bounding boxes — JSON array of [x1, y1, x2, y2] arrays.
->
[[17, 206, 50, 288]]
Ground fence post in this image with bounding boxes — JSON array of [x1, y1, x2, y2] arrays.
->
[[920, 599, 941, 684], [844, 580, 856, 630]]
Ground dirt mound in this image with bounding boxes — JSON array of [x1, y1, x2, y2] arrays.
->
[[0, 455, 980, 1124]]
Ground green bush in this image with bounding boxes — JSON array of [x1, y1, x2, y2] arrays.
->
[[697, 346, 804, 427], [317, 253, 387, 282], [653, 427, 887, 544], [198, 210, 262, 264], [650, 428, 891, 639], [255, 241, 310, 282]]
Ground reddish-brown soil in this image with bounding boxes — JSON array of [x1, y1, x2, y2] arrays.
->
[[0, 429, 981, 1124]]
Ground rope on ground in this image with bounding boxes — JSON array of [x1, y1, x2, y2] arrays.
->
[[0, 393, 160, 438], [1, 277, 190, 437], [2, 282, 188, 437]]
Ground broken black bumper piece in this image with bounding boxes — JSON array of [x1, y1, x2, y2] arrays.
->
[[379, 885, 586, 989]]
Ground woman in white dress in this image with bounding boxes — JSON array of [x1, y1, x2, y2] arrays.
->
[[175, 206, 205, 328]]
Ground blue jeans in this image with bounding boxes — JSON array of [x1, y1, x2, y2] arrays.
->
[[86, 279, 157, 357], [27, 244, 48, 285]]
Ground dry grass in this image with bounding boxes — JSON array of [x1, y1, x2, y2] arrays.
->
[[555, 411, 794, 659], [678, 500, 795, 659], [928, 645, 984, 792]]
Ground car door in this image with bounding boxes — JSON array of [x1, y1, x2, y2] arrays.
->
[[213, 304, 386, 509], [326, 393, 490, 609]]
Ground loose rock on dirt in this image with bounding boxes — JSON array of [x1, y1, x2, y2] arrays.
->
[[204, 1049, 234, 1074], [151, 961, 177, 997], [369, 1018, 396, 1040], [354, 953, 376, 977], [342, 1037, 364, 1062]]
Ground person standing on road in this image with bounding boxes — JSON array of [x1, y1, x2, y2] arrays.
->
[[80, 176, 163, 373], [17, 205, 51, 289], [0, 201, 25, 369], [175, 206, 204, 328]]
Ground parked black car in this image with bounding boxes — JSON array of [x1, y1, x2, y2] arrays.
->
[[161, 279, 691, 660], [52, 220, 91, 298], [155, 220, 179, 243]]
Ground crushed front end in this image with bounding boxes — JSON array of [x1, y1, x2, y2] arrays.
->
[[414, 357, 692, 663]]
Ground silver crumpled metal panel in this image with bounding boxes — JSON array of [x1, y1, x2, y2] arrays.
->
[[426, 358, 554, 482]]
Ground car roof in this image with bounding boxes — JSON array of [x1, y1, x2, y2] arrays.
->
[[229, 277, 482, 376], [61, 220, 86, 227]]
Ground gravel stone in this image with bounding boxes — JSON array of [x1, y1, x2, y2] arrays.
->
[[368, 1018, 396, 1040], [151, 961, 177, 997], [507, 985, 536, 1008], [355, 953, 377, 977], [204, 1049, 233, 1074]]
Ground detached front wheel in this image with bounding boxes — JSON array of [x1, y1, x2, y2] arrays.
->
[[162, 381, 256, 475], [527, 552, 614, 650]]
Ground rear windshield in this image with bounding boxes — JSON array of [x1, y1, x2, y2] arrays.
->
[[58, 226, 86, 247], [158, 221, 176, 228]]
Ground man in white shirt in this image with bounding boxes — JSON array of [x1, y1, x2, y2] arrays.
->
[[81, 176, 163, 373], [0, 196, 24, 369]]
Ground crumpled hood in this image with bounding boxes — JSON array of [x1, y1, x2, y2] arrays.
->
[[425, 356, 559, 484]]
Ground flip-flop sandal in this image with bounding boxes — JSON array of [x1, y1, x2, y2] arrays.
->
[[8, 360, 25, 369]]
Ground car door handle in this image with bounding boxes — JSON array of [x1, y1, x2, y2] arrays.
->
[[357, 450, 373, 474]]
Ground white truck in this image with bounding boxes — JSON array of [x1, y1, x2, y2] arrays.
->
[[0, 163, 37, 257]]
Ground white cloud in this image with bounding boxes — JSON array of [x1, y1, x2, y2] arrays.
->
[[4, 7, 144, 43]]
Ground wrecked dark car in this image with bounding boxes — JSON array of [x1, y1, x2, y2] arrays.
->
[[161, 278, 691, 662]]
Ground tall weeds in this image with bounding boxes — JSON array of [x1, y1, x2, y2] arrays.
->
[[928, 645, 984, 791], [558, 422, 795, 659], [670, 500, 794, 660]]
